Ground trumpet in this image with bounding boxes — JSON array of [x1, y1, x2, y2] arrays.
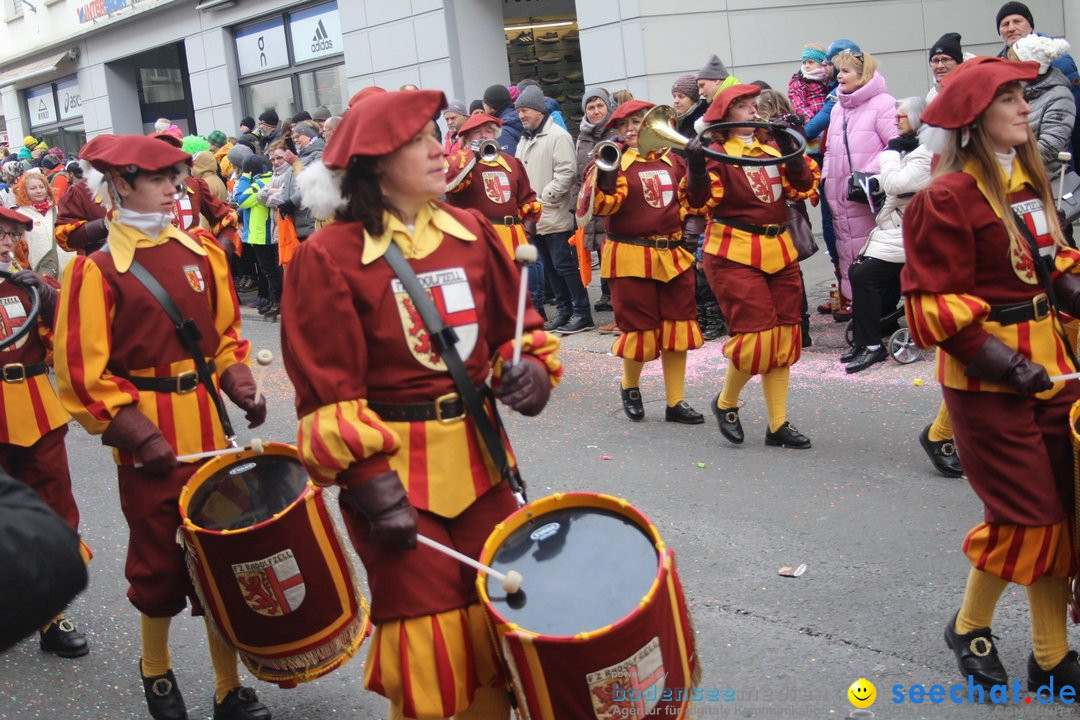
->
[[476, 139, 500, 162], [592, 140, 622, 172]]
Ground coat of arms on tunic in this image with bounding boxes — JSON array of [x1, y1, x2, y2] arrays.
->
[[742, 165, 783, 203], [638, 169, 674, 209], [232, 549, 306, 617], [0, 295, 28, 351], [174, 191, 196, 229], [1010, 197, 1051, 285], [482, 171, 512, 204], [392, 267, 479, 370], [183, 264, 206, 293]]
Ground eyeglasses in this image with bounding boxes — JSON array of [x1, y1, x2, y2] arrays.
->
[[836, 49, 864, 62], [0, 230, 22, 241], [930, 57, 957, 66]]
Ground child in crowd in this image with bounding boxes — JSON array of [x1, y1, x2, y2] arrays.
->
[[787, 43, 830, 156]]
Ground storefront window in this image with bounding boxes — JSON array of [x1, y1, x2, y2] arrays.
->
[[242, 76, 296, 124], [298, 65, 346, 117]]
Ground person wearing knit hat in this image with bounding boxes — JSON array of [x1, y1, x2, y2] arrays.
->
[[53, 133, 269, 720], [902, 54, 1080, 695], [311, 105, 332, 123], [239, 116, 255, 134], [482, 83, 524, 155], [927, 32, 964, 102], [514, 84, 548, 115], [441, 98, 468, 154], [257, 109, 279, 128], [696, 53, 741, 102], [671, 74, 706, 140], [682, 82, 819, 449], [996, 1, 1034, 44], [1009, 35, 1076, 182], [280, 89, 561, 720], [468, 99, 484, 115], [574, 86, 618, 320]]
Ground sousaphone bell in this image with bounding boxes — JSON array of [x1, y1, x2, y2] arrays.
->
[[637, 105, 807, 168]]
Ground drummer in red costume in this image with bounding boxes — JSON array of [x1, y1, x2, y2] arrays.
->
[[681, 84, 819, 448], [55, 138, 112, 255], [279, 90, 562, 720], [444, 112, 541, 259], [53, 135, 269, 720], [590, 99, 704, 424], [0, 206, 90, 658], [902, 57, 1080, 691]]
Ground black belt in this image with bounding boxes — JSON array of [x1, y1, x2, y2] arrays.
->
[[607, 232, 687, 250], [487, 215, 522, 226], [712, 216, 788, 237], [986, 293, 1051, 325], [1, 362, 48, 383], [123, 361, 216, 394], [369, 390, 479, 423]]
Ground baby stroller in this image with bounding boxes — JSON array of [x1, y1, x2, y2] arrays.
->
[[844, 304, 925, 364]]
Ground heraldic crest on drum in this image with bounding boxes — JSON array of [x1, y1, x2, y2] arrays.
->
[[392, 267, 479, 370], [232, 549, 306, 617], [586, 636, 667, 719]]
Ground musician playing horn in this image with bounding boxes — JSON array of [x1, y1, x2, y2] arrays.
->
[[589, 99, 704, 424], [444, 112, 541, 260], [52, 134, 269, 720], [279, 90, 562, 720], [681, 84, 820, 449]]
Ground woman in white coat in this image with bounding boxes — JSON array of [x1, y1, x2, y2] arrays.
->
[[14, 171, 75, 277]]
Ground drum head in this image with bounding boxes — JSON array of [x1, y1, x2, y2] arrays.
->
[[485, 506, 659, 636], [186, 454, 309, 531]]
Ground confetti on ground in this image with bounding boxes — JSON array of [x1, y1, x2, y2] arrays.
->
[[696, 462, 708, 468], [913, 378, 923, 386], [600, 455, 613, 460]]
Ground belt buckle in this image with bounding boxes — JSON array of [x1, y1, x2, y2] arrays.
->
[[765, 225, 782, 237], [654, 236, 672, 250], [1032, 293, 1050, 321], [175, 370, 198, 394], [1, 363, 25, 383], [503, 215, 516, 226], [434, 392, 464, 424]]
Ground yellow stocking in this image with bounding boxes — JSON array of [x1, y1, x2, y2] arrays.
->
[[928, 401, 953, 442], [621, 358, 644, 390], [761, 366, 790, 432], [955, 568, 1008, 634], [205, 618, 240, 703], [717, 363, 752, 410], [660, 350, 687, 406], [140, 614, 172, 677], [1027, 575, 1069, 670]]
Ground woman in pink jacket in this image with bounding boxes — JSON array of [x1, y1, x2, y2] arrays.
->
[[822, 48, 897, 319]]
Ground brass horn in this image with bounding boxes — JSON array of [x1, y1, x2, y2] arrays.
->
[[638, 105, 808, 167], [637, 105, 691, 155], [477, 139, 500, 163], [592, 140, 622, 172]]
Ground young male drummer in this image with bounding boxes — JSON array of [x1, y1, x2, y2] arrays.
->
[[444, 112, 541, 259], [53, 135, 269, 720], [589, 99, 705, 424], [0, 206, 90, 658]]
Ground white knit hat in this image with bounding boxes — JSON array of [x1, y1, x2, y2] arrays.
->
[[1012, 35, 1070, 74]]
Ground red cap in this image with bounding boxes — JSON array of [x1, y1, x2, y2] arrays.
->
[[324, 90, 447, 169], [347, 85, 388, 108], [78, 133, 117, 160], [80, 134, 192, 174], [151, 132, 183, 149], [607, 100, 656, 125], [703, 84, 762, 123], [922, 57, 1040, 129], [0, 206, 32, 230], [457, 113, 502, 136]]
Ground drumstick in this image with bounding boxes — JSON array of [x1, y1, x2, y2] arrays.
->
[[1059, 152, 1073, 212], [1050, 371, 1080, 383], [512, 244, 538, 366], [134, 438, 265, 468], [253, 349, 273, 403], [417, 533, 523, 594]]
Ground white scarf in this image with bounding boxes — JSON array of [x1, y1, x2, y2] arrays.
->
[[116, 207, 172, 237]]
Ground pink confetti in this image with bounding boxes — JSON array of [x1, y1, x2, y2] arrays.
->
[[600, 455, 613, 460]]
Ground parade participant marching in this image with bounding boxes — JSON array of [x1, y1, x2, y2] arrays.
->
[[902, 57, 1080, 691], [0, 206, 90, 658], [588, 99, 704, 424], [682, 84, 819, 448], [444, 112, 541, 259], [55, 154, 109, 256], [280, 90, 562, 720], [53, 134, 269, 720]]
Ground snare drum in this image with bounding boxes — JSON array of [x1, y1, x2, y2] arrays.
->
[[477, 492, 700, 719], [178, 442, 370, 687]]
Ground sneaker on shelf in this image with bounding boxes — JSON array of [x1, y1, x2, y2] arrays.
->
[[565, 69, 583, 81], [511, 30, 534, 46], [517, 53, 538, 65], [567, 89, 584, 102], [551, 93, 567, 103], [537, 31, 561, 43], [563, 29, 579, 41], [538, 52, 562, 63], [540, 72, 561, 84]]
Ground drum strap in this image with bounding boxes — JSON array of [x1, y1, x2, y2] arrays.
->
[[102, 245, 235, 439], [382, 242, 524, 498]]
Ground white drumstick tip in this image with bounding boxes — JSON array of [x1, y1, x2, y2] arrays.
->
[[255, 349, 273, 366], [501, 570, 524, 594], [515, 245, 538, 264], [1059, 152, 1073, 162], [249, 437, 264, 454]]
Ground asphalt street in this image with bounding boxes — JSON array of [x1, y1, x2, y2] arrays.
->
[[0, 251, 1058, 720]]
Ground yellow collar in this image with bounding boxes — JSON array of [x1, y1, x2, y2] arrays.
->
[[361, 202, 477, 264], [479, 155, 513, 173], [964, 157, 1034, 219], [721, 135, 781, 159], [619, 147, 673, 171], [108, 222, 206, 273]]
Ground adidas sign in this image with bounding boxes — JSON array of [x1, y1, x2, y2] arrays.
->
[[311, 19, 333, 53]]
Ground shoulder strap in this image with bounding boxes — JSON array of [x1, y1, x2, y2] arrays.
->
[[382, 242, 524, 497], [842, 112, 856, 172], [102, 245, 235, 439]]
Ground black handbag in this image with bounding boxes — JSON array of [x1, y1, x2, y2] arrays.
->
[[842, 114, 885, 211], [1054, 167, 1080, 225], [786, 201, 818, 261]]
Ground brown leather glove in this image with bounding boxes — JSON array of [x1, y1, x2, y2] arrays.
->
[[684, 136, 708, 177], [11, 270, 57, 321], [217, 363, 266, 428], [82, 217, 109, 244], [1054, 274, 1080, 317], [496, 358, 551, 417], [964, 335, 1053, 396], [339, 470, 418, 549], [101, 406, 179, 473]]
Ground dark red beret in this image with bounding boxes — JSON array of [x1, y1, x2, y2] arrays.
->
[[151, 132, 183, 149], [347, 85, 387, 108], [78, 133, 117, 160], [323, 90, 447, 169], [922, 57, 1040, 129], [80, 134, 191, 173], [457, 112, 502, 136], [703, 84, 762, 123], [607, 99, 655, 125], [0, 206, 32, 230]]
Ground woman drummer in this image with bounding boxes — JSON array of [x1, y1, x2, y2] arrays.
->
[[902, 57, 1080, 691], [279, 90, 562, 720], [589, 99, 704, 424], [681, 84, 819, 449]]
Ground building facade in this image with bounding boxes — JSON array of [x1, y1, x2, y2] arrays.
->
[[0, 0, 1075, 151]]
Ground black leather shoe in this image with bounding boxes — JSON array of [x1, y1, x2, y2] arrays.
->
[[141, 665, 188, 720], [593, 295, 612, 312], [543, 312, 571, 332], [944, 613, 1007, 688], [39, 618, 89, 658], [765, 422, 811, 449], [665, 401, 704, 424], [919, 425, 964, 478], [711, 393, 743, 444], [1028, 650, 1080, 693], [845, 345, 888, 374], [214, 686, 271, 720], [620, 385, 644, 422], [839, 345, 863, 363]]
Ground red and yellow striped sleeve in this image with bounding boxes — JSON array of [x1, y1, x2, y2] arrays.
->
[[592, 175, 629, 217], [54, 221, 83, 253], [678, 171, 724, 215], [296, 400, 400, 486], [783, 155, 820, 202], [489, 329, 563, 389], [1054, 247, 1080, 277], [518, 199, 541, 221], [904, 292, 990, 349], [210, 209, 239, 238], [444, 149, 474, 193], [198, 231, 250, 374], [53, 256, 136, 435]]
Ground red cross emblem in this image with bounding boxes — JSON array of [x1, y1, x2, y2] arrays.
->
[[482, 171, 512, 204], [638, 169, 674, 209], [743, 165, 783, 203], [173, 190, 196, 230], [392, 267, 479, 370], [0, 294, 29, 351], [232, 549, 306, 617]]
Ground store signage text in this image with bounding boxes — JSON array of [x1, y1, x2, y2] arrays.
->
[[75, 0, 128, 24], [57, 77, 83, 121], [289, 3, 342, 64], [235, 18, 289, 77], [26, 86, 57, 128]]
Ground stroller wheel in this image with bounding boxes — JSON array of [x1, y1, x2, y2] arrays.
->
[[889, 327, 924, 364]]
